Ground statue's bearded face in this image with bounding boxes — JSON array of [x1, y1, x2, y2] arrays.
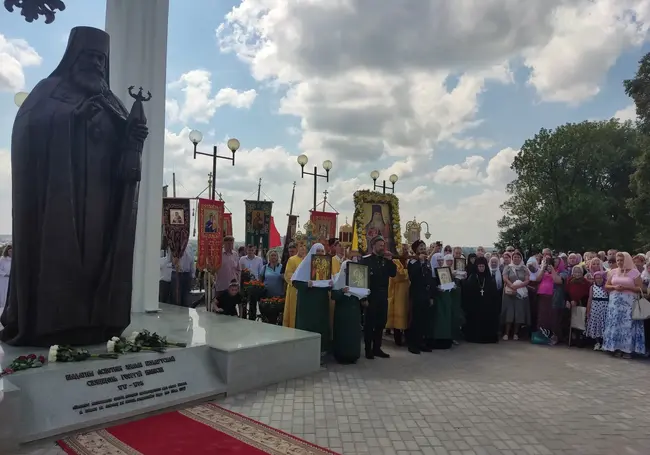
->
[[72, 50, 108, 95]]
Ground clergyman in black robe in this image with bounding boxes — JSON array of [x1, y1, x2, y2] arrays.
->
[[462, 256, 500, 343], [1, 26, 148, 347]]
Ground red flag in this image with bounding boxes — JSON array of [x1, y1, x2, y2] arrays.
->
[[269, 216, 282, 248]]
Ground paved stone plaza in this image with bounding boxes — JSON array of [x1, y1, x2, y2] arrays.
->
[[16, 341, 650, 455]]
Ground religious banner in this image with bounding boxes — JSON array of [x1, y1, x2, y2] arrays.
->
[[281, 215, 299, 266], [310, 210, 337, 241], [244, 200, 273, 250], [352, 190, 401, 255], [222, 212, 233, 237], [197, 198, 225, 272], [162, 198, 191, 260]]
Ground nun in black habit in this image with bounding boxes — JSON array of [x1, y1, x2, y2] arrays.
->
[[462, 256, 500, 343], [1, 27, 147, 347]]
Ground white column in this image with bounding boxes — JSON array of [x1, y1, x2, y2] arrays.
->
[[105, 0, 169, 313]]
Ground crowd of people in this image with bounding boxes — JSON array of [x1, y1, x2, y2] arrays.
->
[[159, 236, 650, 364]]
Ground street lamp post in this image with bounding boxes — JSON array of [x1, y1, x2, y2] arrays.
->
[[189, 129, 240, 200], [404, 217, 431, 242], [297, 154, 332, 211], [370, 170, 399, 194]]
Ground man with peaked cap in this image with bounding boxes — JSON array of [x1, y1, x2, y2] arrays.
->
[[359, 235, 397, 359], [2, 26, 148, 346]]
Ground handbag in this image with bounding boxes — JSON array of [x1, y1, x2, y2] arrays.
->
[[570, 306, 587, 331], [632, 294, 650, 320]]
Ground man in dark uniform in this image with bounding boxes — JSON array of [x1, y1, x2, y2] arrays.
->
[[360, 235, 397, 359], [406, 240, 435, 354]]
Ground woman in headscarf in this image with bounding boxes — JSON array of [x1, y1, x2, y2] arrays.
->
[[501, 250, 530, 340], [602, 252, 645, 359], [292, 243, 333, 359], [444, 253, 465, 343], [535, 255, 565, 343], [463, 256, 500, 343], [283, 243, 306, 328], [526, 257, 541, 332], [331, 261, 367, 364], [466, 253, 477, 275], [386, 244, 410, 346], [564, 265, 591, 347]]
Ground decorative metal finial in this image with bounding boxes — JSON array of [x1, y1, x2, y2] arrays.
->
[[128, 86, 152, 102], [4, 0, 66, 24]]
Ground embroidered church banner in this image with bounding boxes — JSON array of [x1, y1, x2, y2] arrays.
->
[[162, 198, 191, 261], [244, 200, 273, 250], [222, 212, 233, 237], [197, 198, 225, 272], [310, 210, 337, 241]]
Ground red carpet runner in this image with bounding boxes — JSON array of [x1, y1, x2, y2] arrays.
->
[[58, 403, 339, 455]]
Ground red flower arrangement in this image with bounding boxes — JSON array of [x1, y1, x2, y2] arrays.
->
[[0, 353, 46, 377]]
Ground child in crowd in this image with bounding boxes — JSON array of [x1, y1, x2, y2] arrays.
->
[[211, 279, 241, 316], [585, 271, 609, 351]]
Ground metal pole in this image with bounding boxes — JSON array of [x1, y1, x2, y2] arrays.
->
[[383, 180, 387, 194], [211, 146, 217, 200], [313, 165, 318, 212], [172, 172, 176, 197], [257, 178, 262, 201]]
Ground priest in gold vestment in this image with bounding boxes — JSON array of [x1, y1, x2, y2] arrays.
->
[[282, 244, 307, 328], [386, 245, 410, 345]]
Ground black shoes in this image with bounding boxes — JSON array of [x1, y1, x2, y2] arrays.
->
[[374, 349, 390, 358], [408, 347, 421, 355]]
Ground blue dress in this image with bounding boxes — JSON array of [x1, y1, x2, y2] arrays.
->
[[262, 264, 285, 297], [602, 271, 645, 354]]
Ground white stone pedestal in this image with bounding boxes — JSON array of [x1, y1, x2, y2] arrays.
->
[[105, 0, 170, 313]]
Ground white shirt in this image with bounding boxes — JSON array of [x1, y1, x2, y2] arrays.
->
[[164, 247, 195, 276], [240, 255, 264, 279], [160, 256, 173, 282]]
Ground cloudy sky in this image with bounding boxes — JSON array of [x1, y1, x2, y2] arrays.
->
[[0, 0, 647, 245]]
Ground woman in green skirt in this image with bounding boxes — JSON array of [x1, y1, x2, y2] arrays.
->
[[331, 260, 369, 364], [291, 243, 333, 360]]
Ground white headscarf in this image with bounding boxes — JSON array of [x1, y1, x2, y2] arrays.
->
[[489, 257, 503, 289], [443, 254, 454, 267], [430, 252, 443, 270], [291, 243, 324, 283], [332, 260, 349, 290]]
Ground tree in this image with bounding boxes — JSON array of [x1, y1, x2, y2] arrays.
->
[[624, 52, 650, 249], [497, 120, 642, 253]]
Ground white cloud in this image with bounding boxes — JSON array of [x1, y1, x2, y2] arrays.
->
[[0, 34, 42, 93], [523, 0, 650, 104], [166, 69, 257, 124], [432, 147, 519, 187], [214, 0, 650, 243], [613, 104, 637, 122]]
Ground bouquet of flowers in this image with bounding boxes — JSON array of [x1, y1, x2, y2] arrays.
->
[[128, 329, 187, 351], [258, 296, 285, 324], [0, 353, 46, 377], [241, 268, 252, 286], [243, 279, 265, 299], [48, 345, 118, 363], [107, 336, 166, 354]]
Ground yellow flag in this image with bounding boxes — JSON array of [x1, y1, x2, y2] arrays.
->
[[352, 222, 358, 251]]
